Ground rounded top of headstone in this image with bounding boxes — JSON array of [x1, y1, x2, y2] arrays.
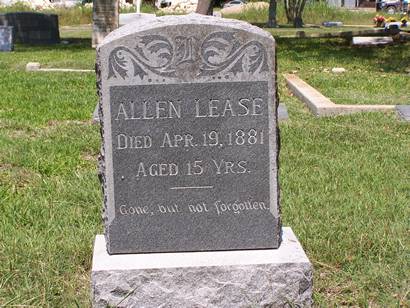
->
[[99, 13, 274, 49]]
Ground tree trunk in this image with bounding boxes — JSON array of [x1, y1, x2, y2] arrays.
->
[[293, 16, 303, 27], [293, 0, 305, 27], [284, 0, 292, 24], [284, 0, 306, 28], [196, 0, 214, 15], [92, 0, 119, 47], [267, 0, 277, 28]]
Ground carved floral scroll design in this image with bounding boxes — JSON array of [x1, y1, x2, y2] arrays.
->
[[108, 35, 176, 79], [107, 32, 268, 80], [199, 32, 268, 76]]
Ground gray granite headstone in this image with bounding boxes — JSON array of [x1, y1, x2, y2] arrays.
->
[[0, 26, 13, 51], [96, 14, 281, 254]]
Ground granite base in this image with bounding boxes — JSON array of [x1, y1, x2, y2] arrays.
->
[[91, 227, 312, 307]]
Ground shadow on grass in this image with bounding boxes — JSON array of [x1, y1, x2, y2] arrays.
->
[[14, 38, 93, 53]]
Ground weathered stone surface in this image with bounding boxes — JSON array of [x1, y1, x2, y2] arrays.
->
[[92, 103, 100, 123], [0, 26, 13, 52], [396, 105, 410, 122], [26, 62, 41, 71], [96, 14, 281, 254], [0, 12, 60, 44], [91, 227, 313, 308], [92, 0, 118, 47], [331, 67, 346, 74], [278, 103, 289, 121], [352, 36, 393, 46]]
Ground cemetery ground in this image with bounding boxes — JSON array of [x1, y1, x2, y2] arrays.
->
[[0, 27, 409, 307]]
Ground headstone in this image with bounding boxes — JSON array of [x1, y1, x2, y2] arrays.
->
[[96, 14, 281, 254], [92, 14, 312, 307], [92, 0, 118, 48], [0, 26, 13, 51], [0, 12, 60, 44]]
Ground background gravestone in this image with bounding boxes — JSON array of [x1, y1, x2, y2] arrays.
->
[[92, 0, 118, 47], [0, 26, 13, 51], [96, 14, 281, 254], [0, 12, 60, 44]]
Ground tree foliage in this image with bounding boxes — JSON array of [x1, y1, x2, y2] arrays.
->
[[196, 0, 214, 15]]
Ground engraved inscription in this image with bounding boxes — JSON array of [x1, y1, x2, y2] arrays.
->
[[117, 199, 268, 217], [175, 36, 199, 65], [110, 81, 270, 223], [113, 98, 262, 121]]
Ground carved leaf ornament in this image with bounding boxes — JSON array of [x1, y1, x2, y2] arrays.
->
[[108, 31, 268, 79]]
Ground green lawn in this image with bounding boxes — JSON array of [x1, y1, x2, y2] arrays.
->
[[266, 26, 377, 37], [222, 2, 401, 26], [0, 28, 409, 307], [276, 37, 410, 105]]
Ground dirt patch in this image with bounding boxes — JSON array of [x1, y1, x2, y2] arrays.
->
[[81, 151, 98, 162], [0, 119, 92, 140], [47, 119, 92, 128], [0, 119, 37, 139], [0, 164, 41, 190]]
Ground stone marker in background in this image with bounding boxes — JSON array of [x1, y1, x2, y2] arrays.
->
[[92, 14, 312, 307], [0, 12, 59, 44], [396, 105, 410, 122], [0, 26, 13, 51], [352, 36, 393, 46], [92, 0, 118, 47], [278, 103, 289, 121]]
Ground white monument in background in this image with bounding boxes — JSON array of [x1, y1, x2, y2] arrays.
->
[[135, 0, 141, 13], [119, 0, 155, 27]]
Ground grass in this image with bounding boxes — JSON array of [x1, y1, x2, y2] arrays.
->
[[0, 27, 409, 306], [1, 1, 402, 27], [0, 3, 93, 26], [223, 2, 403, 26], [264, 26, 378, 37], [277, 38, 410, 105]]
